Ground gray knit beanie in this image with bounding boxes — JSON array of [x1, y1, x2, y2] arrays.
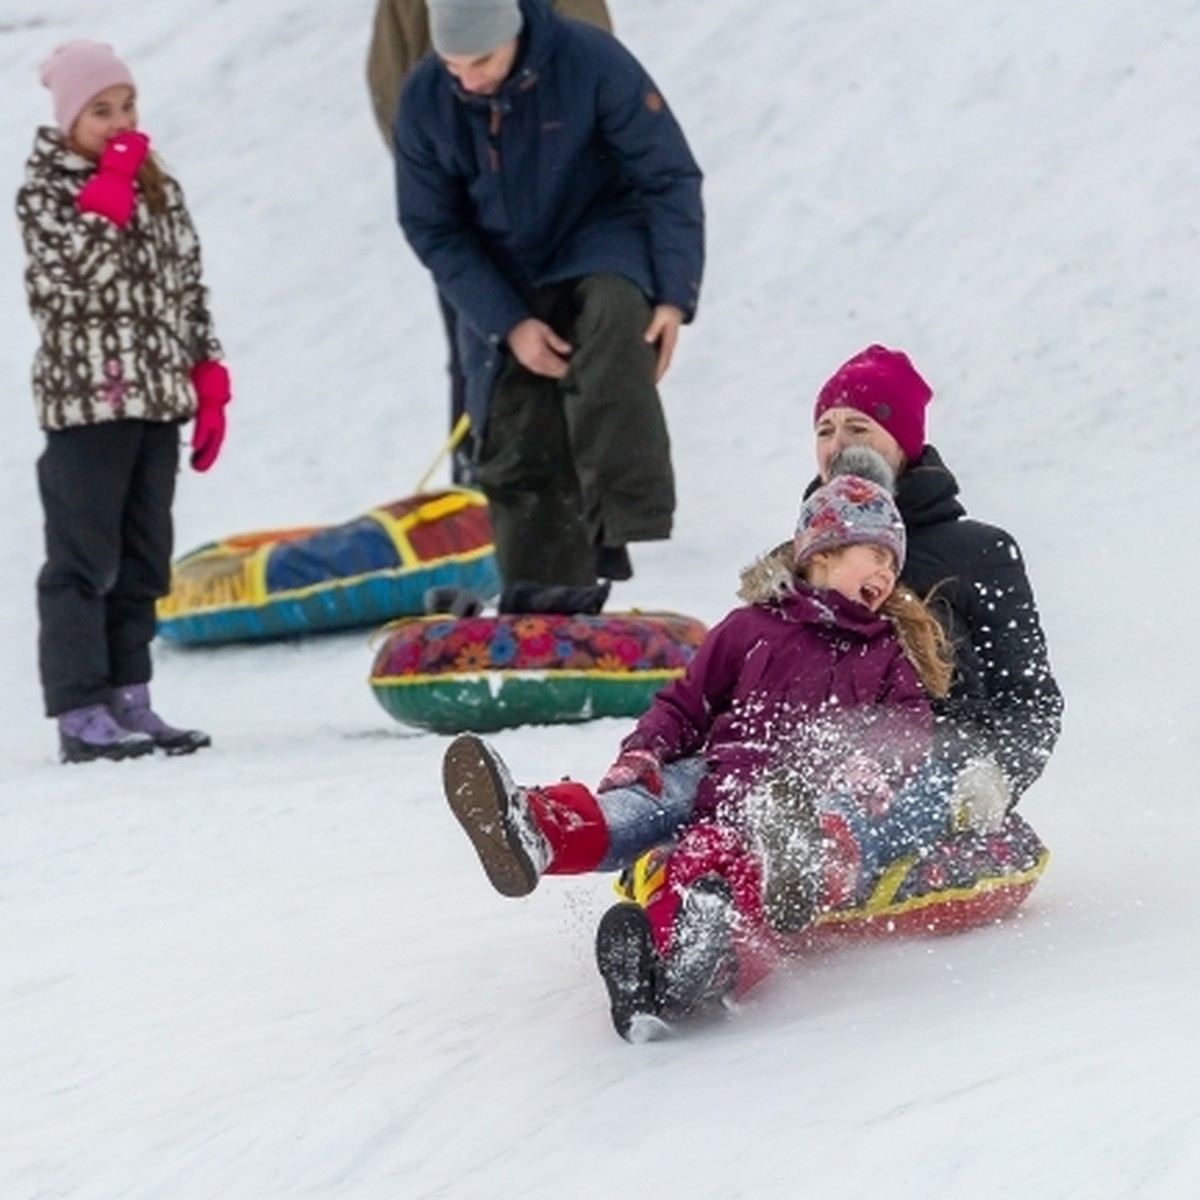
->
[[428, 0, 523, 56]]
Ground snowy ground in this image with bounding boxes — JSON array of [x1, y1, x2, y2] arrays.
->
[[1, 1, 1198, 1196]]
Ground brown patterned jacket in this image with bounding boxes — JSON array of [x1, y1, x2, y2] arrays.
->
[[16, 126, 223, 431]]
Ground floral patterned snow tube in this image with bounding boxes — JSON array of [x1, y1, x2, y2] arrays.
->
[[368, 610, 708, 733], [157, 489, 499, 645]]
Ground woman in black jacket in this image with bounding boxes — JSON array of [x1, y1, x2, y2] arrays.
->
[[806, 345, 1063, 827]]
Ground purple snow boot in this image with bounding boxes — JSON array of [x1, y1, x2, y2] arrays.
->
[[58, 703, 155, 764], [110, 684, 212, 756]]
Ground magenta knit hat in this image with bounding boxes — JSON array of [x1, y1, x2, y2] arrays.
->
[[39, 40, 135, 133], [813, 344, 933, 462], [794, 447, 906, 571]]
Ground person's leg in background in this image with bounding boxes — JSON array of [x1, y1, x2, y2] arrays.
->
[[436, 290, 475, 486], [563, 273, 675, 581], [473, 282, 596, 587]]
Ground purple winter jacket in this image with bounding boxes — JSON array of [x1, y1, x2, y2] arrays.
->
[[620, 576, 933, 818]]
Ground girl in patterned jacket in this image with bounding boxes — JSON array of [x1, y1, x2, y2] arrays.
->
[[441, 447, 957, 1039], [17, 41, 231, 763]]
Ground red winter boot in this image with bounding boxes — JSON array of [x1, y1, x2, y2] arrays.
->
[[442, 734, 610, 897]]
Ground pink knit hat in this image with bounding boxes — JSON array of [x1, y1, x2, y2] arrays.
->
[[813, 344, 933, 462], [39, 40, 135, 133]]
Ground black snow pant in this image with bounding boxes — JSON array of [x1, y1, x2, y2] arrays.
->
[[36, 420, 179, 716], [473, 273, 675, 588]]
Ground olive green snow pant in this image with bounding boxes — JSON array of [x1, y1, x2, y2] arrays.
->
[[473, 273, 675, 587]]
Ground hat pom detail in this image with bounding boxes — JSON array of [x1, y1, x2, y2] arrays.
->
[[827, 444, 896, 493]]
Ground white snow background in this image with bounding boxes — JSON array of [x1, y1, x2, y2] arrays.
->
[[1, 1, 1198, 1196]]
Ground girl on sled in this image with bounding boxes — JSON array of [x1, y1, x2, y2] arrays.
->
[[442, 446, 956, 1040]]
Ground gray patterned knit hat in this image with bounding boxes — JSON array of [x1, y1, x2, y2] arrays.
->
[[793, 446, 906, 570]]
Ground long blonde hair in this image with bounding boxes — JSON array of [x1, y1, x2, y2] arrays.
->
[[882, 583, 954, 698]]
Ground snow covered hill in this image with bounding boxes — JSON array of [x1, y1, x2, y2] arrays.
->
[[1, 1, 1198, 1196]]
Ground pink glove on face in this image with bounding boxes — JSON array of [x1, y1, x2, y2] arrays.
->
[[832, 754, 893, 819], [76, 131, 151, 228], [598, 748, 663, 796], [190, 361, 232, 472]]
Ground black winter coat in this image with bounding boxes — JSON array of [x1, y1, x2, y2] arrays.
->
[[806, 445, 1063, 799], [895, 446, 1062, 797]]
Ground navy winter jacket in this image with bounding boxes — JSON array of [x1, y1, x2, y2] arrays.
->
[[394, 0, 704, 429]]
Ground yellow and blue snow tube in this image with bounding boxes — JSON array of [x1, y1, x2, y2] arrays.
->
[[157, 489, 499, 645]]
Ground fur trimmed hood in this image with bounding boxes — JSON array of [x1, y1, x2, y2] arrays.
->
[[737, 542, 896, 641], [737, 541, 797, 606]]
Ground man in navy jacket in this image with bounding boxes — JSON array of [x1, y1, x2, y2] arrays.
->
[[395, 0, 704, 589]]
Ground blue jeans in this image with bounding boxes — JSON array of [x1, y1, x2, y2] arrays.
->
[[594, 756, 956, 898], [595, 757, 707, 871], [820, 759, 955, 903]]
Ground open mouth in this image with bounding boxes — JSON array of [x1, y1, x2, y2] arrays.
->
[[859, 583, 883, 609]]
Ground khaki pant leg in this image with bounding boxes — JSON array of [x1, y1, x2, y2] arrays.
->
[[474, 297, 596, 586], [562, 273, 675, 548]]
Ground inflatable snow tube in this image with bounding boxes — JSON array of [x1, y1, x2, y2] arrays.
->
[[618, 811, 1049, 943], [797, 811, 1049, 942], [369, 610, 707, 734], [157, 489, 499, 645]]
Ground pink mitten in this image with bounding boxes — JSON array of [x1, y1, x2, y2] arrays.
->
[[76, 130, 151, 228], [189, 361, 232, 472], [598, 748, 662, 796]]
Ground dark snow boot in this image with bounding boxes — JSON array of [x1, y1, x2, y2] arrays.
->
[[594, 544, 633, 582], [423, 585, 485, 618], [660, 875, 739, 1019], [595, 902, 668, 1041], [110, 684, 212, 756], [443, 734, 549, 897], [442, 734, 610, 898], [746, 772, 822, 934], [57, 703, 154, 764], [498, 580, 611, 616]]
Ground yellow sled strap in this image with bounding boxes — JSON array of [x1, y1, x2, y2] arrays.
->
[[415, 414, 472, 494]]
